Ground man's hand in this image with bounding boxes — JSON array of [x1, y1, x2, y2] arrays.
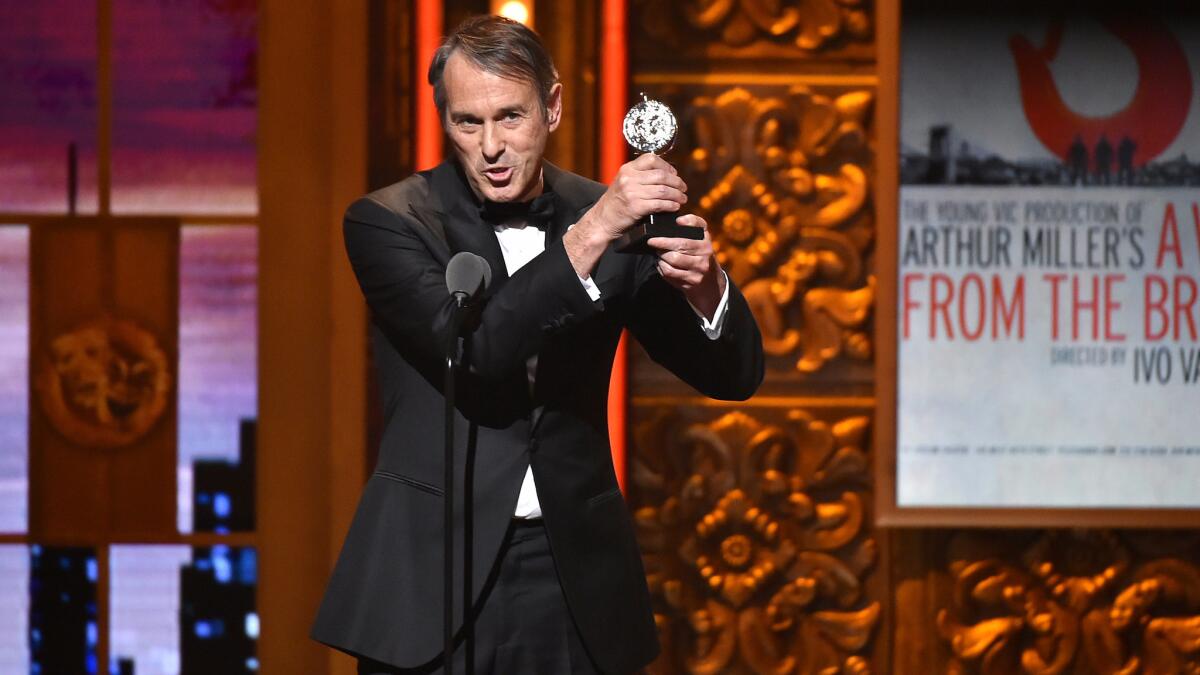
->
[[564, 154, 687, 277], [587, 153, 688, 238], [647, 214, 727, 321]]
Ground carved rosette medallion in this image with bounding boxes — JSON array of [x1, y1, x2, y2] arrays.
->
[[670, 86, 874, 375], [631, 407, 878, 673], [35, 318, 172, 449], [636, 0, 873, 55], [938, 530, 1200, 674]]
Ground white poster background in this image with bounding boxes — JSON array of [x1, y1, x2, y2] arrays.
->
[[897, 13, 1200, 508]]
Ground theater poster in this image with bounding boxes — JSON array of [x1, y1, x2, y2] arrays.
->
[[897, 8, 1200, 508]]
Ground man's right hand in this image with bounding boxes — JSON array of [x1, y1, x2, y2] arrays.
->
[[586, 153, 688, 239], [564, 154, 688, 278]]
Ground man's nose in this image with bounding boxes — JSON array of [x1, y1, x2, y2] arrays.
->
[[481, 124, 504, 162]]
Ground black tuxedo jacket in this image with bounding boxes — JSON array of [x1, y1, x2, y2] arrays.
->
[[311, 160, 763, 674]]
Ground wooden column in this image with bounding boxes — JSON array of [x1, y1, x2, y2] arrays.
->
[[257, 1, 367, 673]]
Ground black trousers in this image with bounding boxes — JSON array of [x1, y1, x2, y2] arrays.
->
[[357, 518, 601, 675]]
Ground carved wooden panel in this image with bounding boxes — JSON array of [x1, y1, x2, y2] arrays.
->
[[632, 0, 875, 64], [627, 2, 884, 673], [630, 84, 876, 395], [892, 529, 1200, 675], [29, 218, 179, 539], [628, 402, 881, 674]]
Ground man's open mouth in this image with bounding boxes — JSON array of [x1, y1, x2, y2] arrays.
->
[[483, 166, 513, 183]]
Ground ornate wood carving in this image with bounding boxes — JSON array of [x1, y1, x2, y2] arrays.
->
[[919, 530, 1200, 675], [661, 86, 875, 381], [30, 218, 179, 538], [629, 405, 879, 674], [634, 0, 874, 61], [628, 2, 884, 673]]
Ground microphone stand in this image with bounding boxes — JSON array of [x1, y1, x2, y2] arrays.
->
[[443, 296, 468, 675]]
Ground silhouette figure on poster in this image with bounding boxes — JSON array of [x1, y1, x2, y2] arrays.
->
[[1094, 134, 1113, 185], [1067, 134, 1088, 185], [1117, 135, 1137, 185]]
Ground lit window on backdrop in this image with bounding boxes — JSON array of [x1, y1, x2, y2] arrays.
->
[[110, 546, 191, 675], [110, 545, 257, 675], [30, 546, 98, 674], [179, 546, 258, 672]]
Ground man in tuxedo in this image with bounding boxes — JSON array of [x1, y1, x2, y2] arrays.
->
[[311, 15, 763, 675]]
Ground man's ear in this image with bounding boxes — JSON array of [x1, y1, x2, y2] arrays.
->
[[546, 82, 563, 132]]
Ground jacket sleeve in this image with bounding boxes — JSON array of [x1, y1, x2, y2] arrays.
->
[[343, 198, 603, 381], [624, 256, 764, 401]]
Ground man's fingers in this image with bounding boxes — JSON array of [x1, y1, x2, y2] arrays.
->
[[655, 248, 708, 269], [674, 213, 706, 229], [647, 238, 699, 255], [607, 156, 692, 230], [625, 157, 682, 191], [641, 200, 684, 215], [646, 234, 711, 255], [622, 168, 685, 199], [630, 153, 676, 173], [637, 184, 687, 205], [640, 170, 685, 192], [655, 257, 705, 288], [630, 153, 660, 169]]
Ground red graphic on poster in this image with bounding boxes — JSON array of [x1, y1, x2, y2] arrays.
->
[[1010, 14, 1192, 167]]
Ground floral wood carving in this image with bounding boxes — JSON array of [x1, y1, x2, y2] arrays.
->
[[938, 530, 1200, 675], [631, 408, 878, 674], [674, 86, 874, 374], [637, 0, 873, 53]]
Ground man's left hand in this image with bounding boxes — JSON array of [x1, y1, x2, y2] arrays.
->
[[646, 214, 727, 320]]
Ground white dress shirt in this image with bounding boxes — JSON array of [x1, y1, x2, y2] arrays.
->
[[492, 217, 731, 518]]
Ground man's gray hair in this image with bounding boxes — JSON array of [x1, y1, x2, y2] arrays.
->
[[427, 15, 559, 123]]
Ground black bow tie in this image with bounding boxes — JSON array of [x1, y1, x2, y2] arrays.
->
[[479, 193, 556, 224]]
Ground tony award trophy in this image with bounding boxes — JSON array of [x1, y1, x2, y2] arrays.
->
[[616, 95, 704, 254]]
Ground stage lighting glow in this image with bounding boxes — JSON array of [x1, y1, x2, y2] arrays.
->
[[495, 1, 530, 26]]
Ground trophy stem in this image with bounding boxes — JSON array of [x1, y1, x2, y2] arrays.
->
[[614, 210, 703, 255]]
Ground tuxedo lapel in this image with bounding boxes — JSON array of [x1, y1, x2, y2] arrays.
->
[[427, 161, 606, 289], [430, 161, 511, 287], [543, 162, 591, 247]]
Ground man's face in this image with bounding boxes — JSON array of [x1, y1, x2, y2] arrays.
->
[[442, 52, 561, 203]]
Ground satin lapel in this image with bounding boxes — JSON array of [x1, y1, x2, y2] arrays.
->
[[543, 163, 575, 247], [430, 161, 510, 287], [533, 164, 600, 418], [405, 199, 450, 266]]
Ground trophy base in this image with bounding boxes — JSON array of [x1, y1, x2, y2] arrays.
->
[[614, 212, 703, 255]]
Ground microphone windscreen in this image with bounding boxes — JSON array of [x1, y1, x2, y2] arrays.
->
[[445, 252, 492, 299]]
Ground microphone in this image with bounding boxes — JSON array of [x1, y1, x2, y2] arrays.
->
[[440, 252, 492, 675], [445, 252, 492, 305]]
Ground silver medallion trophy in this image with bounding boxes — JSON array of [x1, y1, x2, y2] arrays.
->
[[615, 95, 703, 254]]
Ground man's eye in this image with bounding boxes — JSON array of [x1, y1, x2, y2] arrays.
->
[[503, 112, 522, 122]]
